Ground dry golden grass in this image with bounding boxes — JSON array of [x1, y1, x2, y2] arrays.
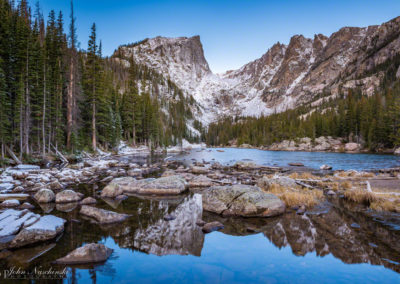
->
[[288, 172, 320, 180], [361, 172, 375, 178], [341, 181, 353, 190], [370, 199, 400, 213], [336, 171, 356, 178], [264, 183, 324, 208], [335, 170, 375, 179], [343, 188, 376, 205]]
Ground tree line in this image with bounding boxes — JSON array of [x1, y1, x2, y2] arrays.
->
[[206, 81, 400, 151], [0, 0, 199, 162]]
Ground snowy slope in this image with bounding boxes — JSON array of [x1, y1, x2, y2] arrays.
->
[[113, 16, 400, 125]]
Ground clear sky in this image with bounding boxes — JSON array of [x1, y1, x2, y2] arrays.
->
[[28, 0, 400, 73]]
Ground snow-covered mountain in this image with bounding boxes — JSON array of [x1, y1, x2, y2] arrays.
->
[[112, 16, 400, 125]]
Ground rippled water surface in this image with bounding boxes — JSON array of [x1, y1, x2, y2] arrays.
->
[[172, 148, 400, 170]]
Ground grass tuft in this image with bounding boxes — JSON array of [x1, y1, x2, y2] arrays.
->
[[344, 188, 376, 205], [264, 183, 324, 208], [370, 199, 400, 213]]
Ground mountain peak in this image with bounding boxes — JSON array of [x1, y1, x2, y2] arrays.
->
[[113, 15, 400, 124]]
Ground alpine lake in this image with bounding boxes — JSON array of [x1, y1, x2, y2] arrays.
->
[[1, 148, 400, 284]]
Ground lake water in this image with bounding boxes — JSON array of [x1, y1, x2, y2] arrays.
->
[[172, 148, 400, 171], [1, 149, 400, 283], [1, 192, 399, 284]]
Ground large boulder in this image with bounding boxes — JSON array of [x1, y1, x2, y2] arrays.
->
[[9, 215, 65, 248], [34, 188, 55, 203], [345, 142, 361, 152], [55, 243, 113, 264], [257, 175, 296, 190], [80, 205, 130, 224], [100, 177, 135, 198], [123, 175, 187, 195], [201, 184, 285, 217], [395, 147, 400, 155], [55, 190, 82, 203]]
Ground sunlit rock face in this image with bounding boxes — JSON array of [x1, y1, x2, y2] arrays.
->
[[133, 194, 204, 256], [113, 16, 400, 124]]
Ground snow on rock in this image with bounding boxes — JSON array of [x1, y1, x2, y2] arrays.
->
[[167, 139, 206, 153], [0, 209, 40, 237], [14, 165, 40, 171], [118, 141, 151, 155], [0, 183, 14, 193], [9, 214, 66, 248], [1, 199, 20, 208]]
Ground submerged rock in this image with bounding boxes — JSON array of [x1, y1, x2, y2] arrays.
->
[[196, 220, 206, 227], [55, 190, 82, 203], [80, 197, 97, 205], [55, 243, 113, 264], [20, 202, 35, 209], [100, 177, 135, 198], [115, 194, 128, 201], [56, 202, 78, 212], [80, 205, 130, 224], [202, 184, 285, 217], [202, 221, 224, 233], [34, 188, 55, 203], [9, 215, 66, 248]]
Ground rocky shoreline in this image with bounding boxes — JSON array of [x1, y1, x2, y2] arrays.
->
[[0, 150, 399, 265], [220, 136, 400, 154]]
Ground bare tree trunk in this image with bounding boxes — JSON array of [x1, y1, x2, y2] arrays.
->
[[19, 102, 23, 160], [132, 111, 136, 147], [24, 49, 30, 155], [42, 66, 46, 156], [67, 57, 74, 149], [92, 101, 96, 151]]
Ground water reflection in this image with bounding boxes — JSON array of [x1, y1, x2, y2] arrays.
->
[[0, 193, 400, 283], [203, 201, 400, 273], [133, 194, 203, 256]]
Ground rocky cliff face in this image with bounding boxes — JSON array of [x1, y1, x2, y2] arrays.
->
[[113, 16, 400, 125]]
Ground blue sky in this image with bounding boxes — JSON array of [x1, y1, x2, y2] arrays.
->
[[29, 0, 400, 73]]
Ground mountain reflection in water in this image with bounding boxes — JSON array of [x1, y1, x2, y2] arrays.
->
[[1, 193, 399, 283]]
